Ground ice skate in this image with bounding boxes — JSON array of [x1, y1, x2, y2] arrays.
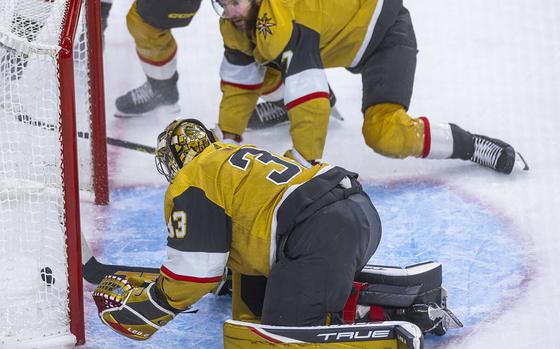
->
[[115, 73, 180, 118], [470, 134, 528, 174]]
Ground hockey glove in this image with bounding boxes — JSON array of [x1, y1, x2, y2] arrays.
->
[[93, 275, 177, 340]]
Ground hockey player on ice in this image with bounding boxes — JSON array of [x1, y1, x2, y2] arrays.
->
[[93, 118, 461, 348], [213, 0, 528, 174], [113, 0, 340, 128]]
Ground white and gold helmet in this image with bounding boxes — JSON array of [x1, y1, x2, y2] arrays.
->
[[155, 118, 215, 182]]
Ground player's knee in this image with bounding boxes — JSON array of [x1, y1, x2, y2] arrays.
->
[[126, 3, 164, 43], [362, 103, 424, 158], [126, 4, 176, 62], [126, 2, 143, 37]]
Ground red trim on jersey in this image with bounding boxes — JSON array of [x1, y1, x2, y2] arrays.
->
[[250, 327, 282, 343], [419, 116, 431, 158], [369, 305, 385, 321], [221, 80, 264, 91], [137, 46, 177, 66], [285, 92, 329, 110], [160, 265, 222, 283], [262, 79, 283, 96]]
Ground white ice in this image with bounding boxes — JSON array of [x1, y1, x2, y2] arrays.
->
[[82, 0, 560, 348]]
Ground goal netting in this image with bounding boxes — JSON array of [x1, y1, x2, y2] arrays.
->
[[0, 0, 107, 346]]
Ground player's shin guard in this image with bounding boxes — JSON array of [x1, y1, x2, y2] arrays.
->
[[223, 320, 423, 349]]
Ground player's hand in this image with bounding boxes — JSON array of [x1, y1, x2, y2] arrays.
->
[[93, 275, 175, 340]]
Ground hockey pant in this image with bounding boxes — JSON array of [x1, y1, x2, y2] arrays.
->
[[126, 0, 201, 79], [231, 184, 381, 327]]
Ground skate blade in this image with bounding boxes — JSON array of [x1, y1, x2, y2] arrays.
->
[[330, 106, 345, 121], [331, 106, 344, 121], [246, 121, 289, 131], [114, 103, 180, 119], [515, 152, 530, 171], [428, 306, 463, 330], [441, 308, 463, 329]]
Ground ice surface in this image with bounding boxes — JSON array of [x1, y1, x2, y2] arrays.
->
[[80, 0, 560, 347]]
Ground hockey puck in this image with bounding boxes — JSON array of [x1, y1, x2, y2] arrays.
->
[[40, 267, 55, 286]]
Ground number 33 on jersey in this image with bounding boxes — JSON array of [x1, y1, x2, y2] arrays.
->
[[162, 142, 330, 277]]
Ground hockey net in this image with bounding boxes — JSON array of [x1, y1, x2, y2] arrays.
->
[[0, 0, 107, 346]]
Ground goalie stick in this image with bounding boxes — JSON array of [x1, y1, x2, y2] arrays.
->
[[80, 232, 202, 314], [15, 114, 156, 155], [80, 229, 160, 285]]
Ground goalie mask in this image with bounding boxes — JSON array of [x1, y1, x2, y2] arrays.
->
[[155, 119, 215, 182]]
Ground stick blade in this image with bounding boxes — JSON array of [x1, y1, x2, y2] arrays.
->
[[82, 256, 160, 285]]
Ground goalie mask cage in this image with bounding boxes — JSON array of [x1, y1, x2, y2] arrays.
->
[[0, 0, 108, 346]]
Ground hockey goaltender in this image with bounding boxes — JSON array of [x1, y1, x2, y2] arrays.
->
[[93, 119, 462, 349]]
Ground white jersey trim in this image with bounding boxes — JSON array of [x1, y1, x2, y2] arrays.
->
[[220, 58, 266, 87], [269, 165, 334, 267], [163, 247, 228, 278], [262, 83, 284, 102], [284, 69, 329, 105], [350, 0, 384, 68]]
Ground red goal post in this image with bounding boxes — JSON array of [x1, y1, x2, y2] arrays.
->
[[0, 0, 109, 346], [61, 0, 108, 345]]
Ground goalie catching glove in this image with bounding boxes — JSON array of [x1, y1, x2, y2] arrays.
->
[[93, 275, 183, 340]]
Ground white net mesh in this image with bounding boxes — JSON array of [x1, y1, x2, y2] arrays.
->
[[0, 0, 92, 346], [73, 6, 93, 192]]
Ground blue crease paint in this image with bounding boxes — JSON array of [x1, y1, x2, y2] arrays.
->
[[83, 182, 527, 348]]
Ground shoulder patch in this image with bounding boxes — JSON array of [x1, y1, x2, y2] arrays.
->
[[255, 0, 294, 62], [256, 12, 276, 40]]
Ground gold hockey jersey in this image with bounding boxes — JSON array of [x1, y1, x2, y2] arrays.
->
[[156, 142, 331, 310], [218, 0, 403, 160]]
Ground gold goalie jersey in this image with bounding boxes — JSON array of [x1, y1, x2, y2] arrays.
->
[[156, 142, 329, 310], [218, 0, 403, 160]]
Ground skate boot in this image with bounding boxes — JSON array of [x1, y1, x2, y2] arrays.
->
[[470, 134, 518, 174], [115, 73, 180, 118], [247, 86, 340, 130], [247, 99, 287, 129], [450, 124, 528, 174]]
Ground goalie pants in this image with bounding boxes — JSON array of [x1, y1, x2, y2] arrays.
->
[[254, 181, 382, 326]]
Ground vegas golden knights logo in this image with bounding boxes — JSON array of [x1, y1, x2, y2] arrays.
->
[[256, 13, 275, 39]]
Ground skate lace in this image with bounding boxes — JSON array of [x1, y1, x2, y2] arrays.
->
[[130, 82, 154, 104], [471, 136, 503, 169], [256, 102, 286, 122]]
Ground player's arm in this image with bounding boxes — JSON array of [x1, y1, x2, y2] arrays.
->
[[93, 185, 231, 340], [218, 19, 266, 136], [280, 23, 331, 164]]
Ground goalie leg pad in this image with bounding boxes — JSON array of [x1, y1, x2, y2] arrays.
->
[[352, 262, 463, 335], [224, 320, 423, 349]]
